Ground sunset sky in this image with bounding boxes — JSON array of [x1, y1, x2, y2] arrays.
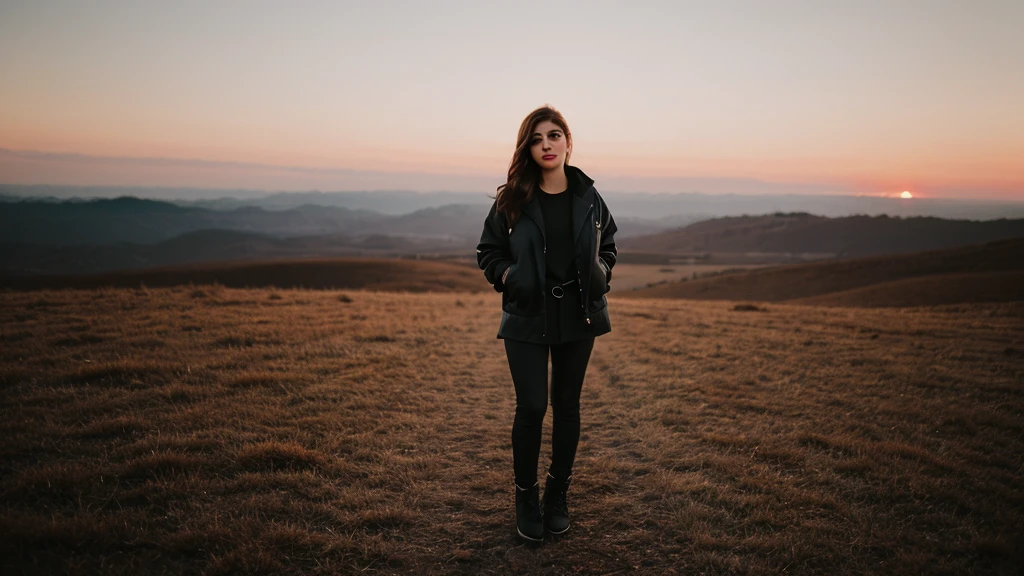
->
[[1, 0, 1022, 199]]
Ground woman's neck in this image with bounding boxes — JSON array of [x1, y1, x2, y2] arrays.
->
[[539, 165, 568, 194]]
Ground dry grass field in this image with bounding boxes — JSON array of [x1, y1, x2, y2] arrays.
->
[[1, 286, 1022, 575]]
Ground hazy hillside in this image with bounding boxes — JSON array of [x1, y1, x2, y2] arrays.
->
[[0, 226, 480, 276], [5, 196, 1024, 277], [0, 197, 389, 246], [618, 212, 1024, 258], [7, 183, 1024, 220], [622, 237, 1024, 306], [0, 195, 704, 250]]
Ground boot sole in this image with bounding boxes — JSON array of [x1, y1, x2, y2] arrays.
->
[[546, 522, 570, 535], [516, 526, 544, 542]]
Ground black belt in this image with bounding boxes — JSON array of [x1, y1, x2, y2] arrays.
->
[[548, 278, 577, 299]]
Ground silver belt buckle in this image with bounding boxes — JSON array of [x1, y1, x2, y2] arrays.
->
[[551, 285, 565, 298]]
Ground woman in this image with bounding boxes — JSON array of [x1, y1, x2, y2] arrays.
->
[[476, 105, 618, 542]]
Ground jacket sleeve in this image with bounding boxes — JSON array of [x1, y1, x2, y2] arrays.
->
[[597, 193, 618, 283], [476, 200, 514, 292]]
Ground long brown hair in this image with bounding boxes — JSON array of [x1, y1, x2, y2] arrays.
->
[[495, 105, 573, 228]]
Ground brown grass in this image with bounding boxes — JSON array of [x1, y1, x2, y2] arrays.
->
[[1, 286, 1022, 574]]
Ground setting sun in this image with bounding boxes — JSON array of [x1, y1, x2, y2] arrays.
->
[[901, 191, 914, 199]]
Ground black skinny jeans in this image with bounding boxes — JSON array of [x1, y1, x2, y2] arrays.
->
[[504, 336, 595, 487]]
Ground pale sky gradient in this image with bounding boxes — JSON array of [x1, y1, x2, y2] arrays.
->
[[1, 0, 1022, 199]]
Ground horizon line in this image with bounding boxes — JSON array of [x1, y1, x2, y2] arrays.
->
[[1, 147, 1021, 201], [4, 184, 1024, 206]]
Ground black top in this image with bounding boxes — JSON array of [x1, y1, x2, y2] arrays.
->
[[536, 183, 576, 284]]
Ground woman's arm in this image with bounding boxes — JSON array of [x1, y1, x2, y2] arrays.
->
[[477, 200, 514, 292]]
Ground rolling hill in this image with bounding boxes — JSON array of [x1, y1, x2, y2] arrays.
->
[[6, 196, 1024, 277], [617, 212, 1024, 258], [620, 237, 1024, 307], [0, 257, 490, 292], [0, 228, 475, 276]]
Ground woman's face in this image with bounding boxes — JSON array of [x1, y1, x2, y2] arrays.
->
[[530, 120, 569, 170]]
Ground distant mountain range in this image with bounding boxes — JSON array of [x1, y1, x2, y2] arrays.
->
[[2, 195, 1023, 276], [0, 197, 390, 246], [5, 184, 1023, 220], [0, 196, 697, 248]]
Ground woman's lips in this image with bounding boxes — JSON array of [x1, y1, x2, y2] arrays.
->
[[543, 155, 556, 160]]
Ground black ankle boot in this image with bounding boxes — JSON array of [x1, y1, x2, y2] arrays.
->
[[515, 481, 544, 541], [543, 472, 572, 534]]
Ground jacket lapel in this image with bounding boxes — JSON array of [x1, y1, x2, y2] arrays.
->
[[572, 193, 593, 244], [569, 165, 596, 244]]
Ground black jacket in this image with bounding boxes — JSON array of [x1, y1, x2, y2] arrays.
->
[[476, 165, 618, 343]]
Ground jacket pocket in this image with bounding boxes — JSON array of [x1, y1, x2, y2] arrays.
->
[[505, 262, 541, 316], [589, 258, 609, 303], [504, 263, 520, 299], [504, 263, 527, 311], [598, 257, 610, 294]]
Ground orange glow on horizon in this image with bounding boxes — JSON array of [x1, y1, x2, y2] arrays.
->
[[3, 126, 1024, 194], [0, 141, 1021, 200]]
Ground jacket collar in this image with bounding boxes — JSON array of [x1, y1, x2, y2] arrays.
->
[[565, 164, 595, 199], [522, 164, 597, 244]]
